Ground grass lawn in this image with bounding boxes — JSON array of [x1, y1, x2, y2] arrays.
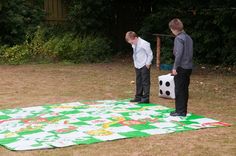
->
[[0, 59, 235, 156]]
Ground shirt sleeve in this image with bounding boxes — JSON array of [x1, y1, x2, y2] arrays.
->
[[144, 42, 153, 65], [173, 37, 184, 70]]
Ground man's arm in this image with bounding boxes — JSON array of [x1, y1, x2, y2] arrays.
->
[[144, 43, 153, 68], [173, 37, 184, 73]]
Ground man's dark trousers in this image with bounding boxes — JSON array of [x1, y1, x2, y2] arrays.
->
[[135, 66, 150, 101], [174, 67, 192, 114]]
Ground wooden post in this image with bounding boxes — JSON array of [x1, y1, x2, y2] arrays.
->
[[156, 36, 161, 71], [153, 33, 174, 71]]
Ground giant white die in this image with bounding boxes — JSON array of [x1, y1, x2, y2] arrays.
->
[[158, 74, 175, 99]]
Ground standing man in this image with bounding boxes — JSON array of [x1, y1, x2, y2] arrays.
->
[[125, 31, 153, 103], [169, 18, 193, 117]]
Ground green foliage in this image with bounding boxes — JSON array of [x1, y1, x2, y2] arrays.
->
[[44, 33, 113, 63], [160, 47, 174, 64], [1, 0, 235, 65], [140, 0, 236, 65], [48, 33, 75, 61], [0, 44, 7, 55], [0, 0, 45, 45], [77, 36, 112, 63], [0, 25, 113, 64], [0, 26, 113, 64], [26, 26, 58, 62], [1, 45, 30, 64], [0, 27, 53, 64], [67, 0, 113, 35], [139, 6, 186, 65], [42, 37, 61, 61]]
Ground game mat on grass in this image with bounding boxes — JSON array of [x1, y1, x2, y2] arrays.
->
[[0, 99, 230, 151]]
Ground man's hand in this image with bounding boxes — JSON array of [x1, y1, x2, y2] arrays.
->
[[146, 64, 151, 69], [172, 69, 177, 75]]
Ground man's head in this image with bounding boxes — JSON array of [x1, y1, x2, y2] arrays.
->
[[125, 31, 138, 45], [169, 18, 184, 36]]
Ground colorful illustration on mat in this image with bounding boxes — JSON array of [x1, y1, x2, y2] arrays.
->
[[0, 99, 230, 151]]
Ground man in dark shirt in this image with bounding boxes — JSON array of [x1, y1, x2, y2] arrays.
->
[[169, 18, 193, 117]]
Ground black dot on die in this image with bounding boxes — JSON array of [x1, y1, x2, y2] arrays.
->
[[166, 91, 170, 96], [160, 89, 163, 95], [165, 81, 170, 87], [159, 80, 163, 86]]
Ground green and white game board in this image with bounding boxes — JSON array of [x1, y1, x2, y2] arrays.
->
[[0, 99, 230, 150]]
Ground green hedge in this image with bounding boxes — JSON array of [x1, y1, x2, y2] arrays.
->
[[0, 28, 113, 64], [0, 0, 45, 45], [139, 1, 236, 65]]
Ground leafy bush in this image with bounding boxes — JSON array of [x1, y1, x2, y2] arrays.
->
[[76, 36, 112, 63], [67, 0, 113, 35], [140, 0, 236, 65], [44, 33, 113, 63], [160, 47, 174, 65], [0, 27, 58, 64], [0, 24, 113, 64], [26, 26, 52, 62], [1, 45, 30, 64], [42, 36, 62, 61], [49, 33, 75, 61], [0, 0, 45, 45]]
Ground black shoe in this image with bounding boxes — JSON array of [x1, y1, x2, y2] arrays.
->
[[130, 98, 141, 102], [170, 111, 186, 117], [138, 99, 150, 104]]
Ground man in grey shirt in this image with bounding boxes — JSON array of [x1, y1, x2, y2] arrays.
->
[[125, 31, 153, 103], [169, 18, 193, 117]]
